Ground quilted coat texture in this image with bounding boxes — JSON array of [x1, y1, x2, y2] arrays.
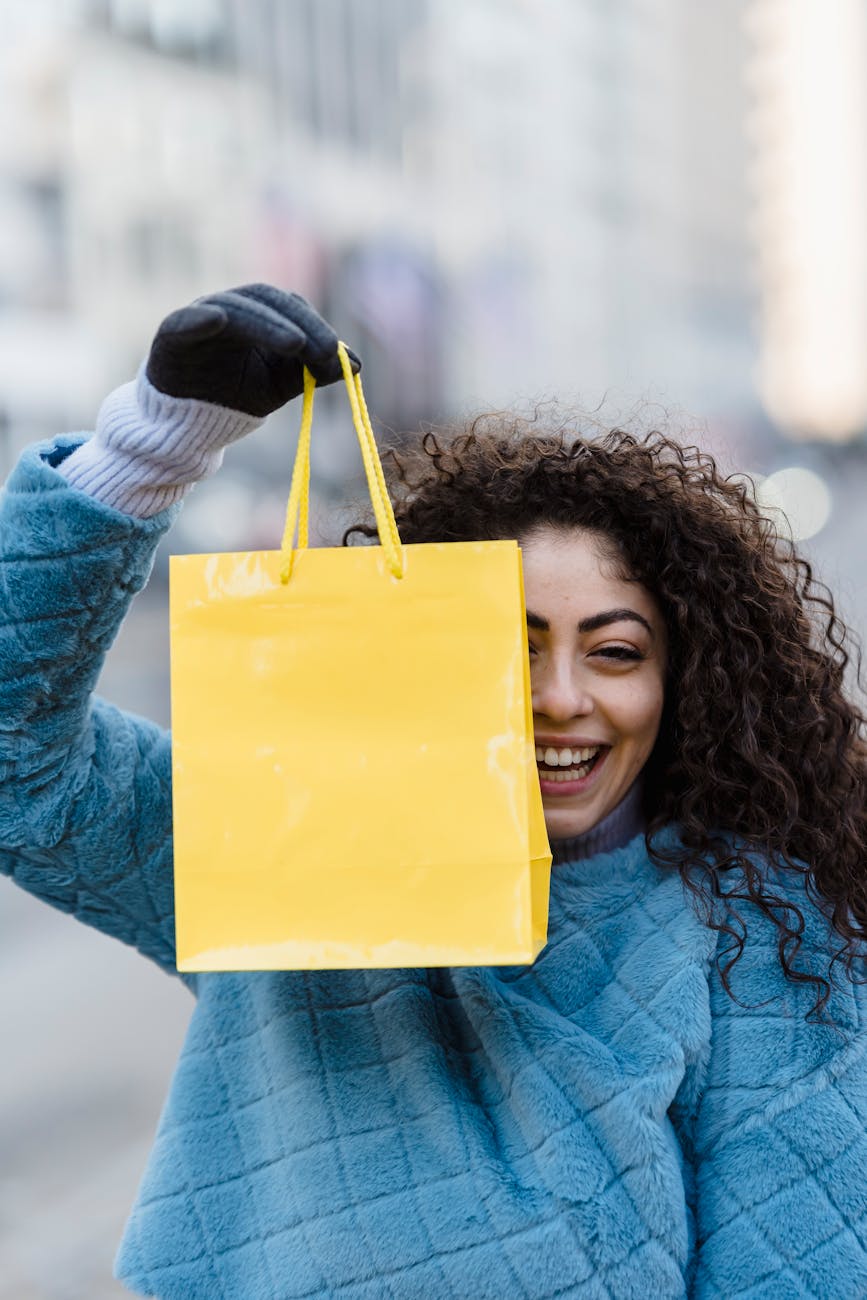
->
[[2, 437, 867, 1300]]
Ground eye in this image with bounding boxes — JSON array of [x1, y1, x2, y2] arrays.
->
[[528, 643, 644, 662], [592, 645, 645, 662]]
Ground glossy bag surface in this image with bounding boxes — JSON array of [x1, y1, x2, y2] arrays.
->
[[170, 352, 551, 971]]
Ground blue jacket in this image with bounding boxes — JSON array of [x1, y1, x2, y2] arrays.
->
[[2, 438, 867, 1300]]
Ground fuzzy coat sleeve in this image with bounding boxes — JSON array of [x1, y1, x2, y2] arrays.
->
[[0, 437, 181, 974], [680, 872, 867, 1297]]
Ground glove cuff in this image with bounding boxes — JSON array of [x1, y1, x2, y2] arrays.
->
[[56, 365, 264, 519]]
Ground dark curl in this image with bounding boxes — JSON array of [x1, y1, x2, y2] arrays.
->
[[343, 414, 867, 1021]]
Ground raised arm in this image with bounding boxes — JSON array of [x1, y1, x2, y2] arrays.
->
[[0, 450, 182, 968], [0, 285, 354, 973]]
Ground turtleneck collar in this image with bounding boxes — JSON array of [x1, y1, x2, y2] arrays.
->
[[548, 778, 646, 865]]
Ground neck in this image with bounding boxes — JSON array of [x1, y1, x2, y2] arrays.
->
[[548, 779, 645, 864]]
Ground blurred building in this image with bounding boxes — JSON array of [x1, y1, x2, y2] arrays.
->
[[745, 0, 867, 444], [238, 0, 760, 427], [232, 0, 443, 449], [413, 1, 760, 424], [0, 0, 269, 468], [0, 0, 763, 490]]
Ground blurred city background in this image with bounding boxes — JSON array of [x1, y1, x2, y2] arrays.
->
[[1, 0, 866, 1295]]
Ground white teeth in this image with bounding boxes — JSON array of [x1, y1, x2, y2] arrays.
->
[[535, 744, 601, 766], [539, 759, 594, 782]]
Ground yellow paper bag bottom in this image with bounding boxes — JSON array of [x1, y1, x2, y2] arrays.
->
[[176, 853, 550, 971]]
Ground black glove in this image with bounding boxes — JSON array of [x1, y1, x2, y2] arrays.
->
[[145, 283, 360, 417]]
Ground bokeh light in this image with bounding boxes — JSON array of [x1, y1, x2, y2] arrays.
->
[[755, 465, 833, 541]]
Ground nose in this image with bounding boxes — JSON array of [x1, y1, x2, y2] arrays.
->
[[531, 653, 595, 723]]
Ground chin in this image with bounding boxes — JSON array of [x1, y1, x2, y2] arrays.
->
[[543, 808, 599, 838]]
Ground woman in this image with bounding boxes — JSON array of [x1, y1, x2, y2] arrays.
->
[[2, 284, 865, 1299]]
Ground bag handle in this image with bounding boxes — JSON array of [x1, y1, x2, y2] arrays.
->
[[279, 342, 405, 584]]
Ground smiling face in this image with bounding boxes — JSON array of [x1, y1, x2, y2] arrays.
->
[[520, 525, 667, 841]]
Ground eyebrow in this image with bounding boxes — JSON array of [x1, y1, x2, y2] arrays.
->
[[526, 607, 654, 635]]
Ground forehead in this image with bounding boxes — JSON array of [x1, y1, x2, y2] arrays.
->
[[519, 526, 658, 619]]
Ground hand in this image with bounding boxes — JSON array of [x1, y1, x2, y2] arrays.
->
[[145, 284, 360, 417]]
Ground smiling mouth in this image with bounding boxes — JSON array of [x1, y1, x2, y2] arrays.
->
[[536, 745, 609, 783]]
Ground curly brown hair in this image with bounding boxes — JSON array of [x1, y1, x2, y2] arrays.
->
[[342, 414, 867, 1021]]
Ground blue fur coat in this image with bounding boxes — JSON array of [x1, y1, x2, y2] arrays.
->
[[2, 438, 866, 1299]]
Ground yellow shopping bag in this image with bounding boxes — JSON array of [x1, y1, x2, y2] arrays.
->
[[170, 346, 551, 971]]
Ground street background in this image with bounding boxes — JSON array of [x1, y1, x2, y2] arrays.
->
[[1, 1, 866, 1295]]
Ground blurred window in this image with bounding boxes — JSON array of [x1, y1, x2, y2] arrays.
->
[[126, 215, 199, 283], [150, 0, 231, 62], [104, 0, 232, 63], [243, 0, 429, 163], [0, 180, 67, 309], [128, 217, 159, 279], [108, 0, 149, 39], [82, 0, 111, 26]]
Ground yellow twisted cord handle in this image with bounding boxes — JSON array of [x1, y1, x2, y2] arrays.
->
[[337, 345, 404, 567], [279, 342, 404, 584], [278, 368, 314, 583]]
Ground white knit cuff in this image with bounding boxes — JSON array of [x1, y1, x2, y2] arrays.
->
[[57, 365, 264, 518]]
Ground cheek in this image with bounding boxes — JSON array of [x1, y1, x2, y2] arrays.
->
[[613, 674, 665, 747]]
